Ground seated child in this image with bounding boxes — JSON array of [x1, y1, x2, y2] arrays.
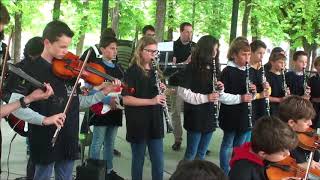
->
[[279, 95, 320, 169], [229, 116, 300, 180]]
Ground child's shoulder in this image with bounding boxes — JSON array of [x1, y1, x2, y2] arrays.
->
[[229, 159, 266, 180], [285, 71, 296, 76]]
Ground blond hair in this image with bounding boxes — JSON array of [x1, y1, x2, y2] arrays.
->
[[227, 36, 250, 60], [131, 36, 158, 75]]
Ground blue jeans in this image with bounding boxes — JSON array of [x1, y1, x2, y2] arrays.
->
[[244, 130, 252, 142], [33, 160, 74, 180], [219, 130, 248, 174], [184, 131, 213, 160], [130, 139, 163, 180], [89, 126, 118, 173]]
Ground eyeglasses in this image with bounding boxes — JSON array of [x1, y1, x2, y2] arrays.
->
[[144, 49, 159, 54]]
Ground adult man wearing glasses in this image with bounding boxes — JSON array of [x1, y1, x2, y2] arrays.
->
[[169, 22, 195, 151]]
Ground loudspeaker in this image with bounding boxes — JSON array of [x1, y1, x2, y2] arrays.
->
[[75, 159, 106, 180]]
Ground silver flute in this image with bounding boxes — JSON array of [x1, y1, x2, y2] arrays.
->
[[282, 68, 289, 96], [151, 55, 173, 133], [212, 59, 220, 128], [246, 62, 253, 128], [261, 64, 270, 116]]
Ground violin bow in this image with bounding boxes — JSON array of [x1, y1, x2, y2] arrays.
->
[[303, 150, 314, 180], [0, 28, 13, 96], [51, 49, 92, 147]]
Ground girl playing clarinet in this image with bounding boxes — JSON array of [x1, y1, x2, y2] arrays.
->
[[122, 36, 166, 180]]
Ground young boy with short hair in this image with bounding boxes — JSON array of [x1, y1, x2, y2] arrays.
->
[[286, 51, 310, 99], [229, 116, 299, 180], [279, 95, 320, 169]]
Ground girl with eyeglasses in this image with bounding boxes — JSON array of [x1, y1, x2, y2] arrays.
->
[[122, 36, 166, 180]]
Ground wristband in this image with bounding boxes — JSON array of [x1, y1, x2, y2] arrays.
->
[[19, 97, 29, 108]]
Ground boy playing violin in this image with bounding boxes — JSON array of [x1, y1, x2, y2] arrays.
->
[[229, 116, 300, 180], [9, 20, 120, 180], [279, 95, 320, 170]]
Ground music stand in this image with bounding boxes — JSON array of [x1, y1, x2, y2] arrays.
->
[[158, 41, 174, 69]]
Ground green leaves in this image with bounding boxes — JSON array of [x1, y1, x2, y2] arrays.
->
[[1, 0, 319, 54]]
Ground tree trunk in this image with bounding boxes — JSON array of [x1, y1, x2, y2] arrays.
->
[[13, 3, 22, 63], [76, 34, 85, 56], [302, 37, 314, 71], [242, 0, 252, 37], [191, 0, 196, 28], [230, 0, 240, 43], [250, 8, 259, 41], [288, 41, 296, 70], [155, 0, 166, 42], [111, 0, 120, 38], [310, 44, 318, 70], [75, 1, 89, 56], [53, 0, 61, 20], [134, 24, 139, 46], [101, 0, 109, 35], [166, 0, 174, 41]]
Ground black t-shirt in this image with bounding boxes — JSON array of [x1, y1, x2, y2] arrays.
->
[[219, 66, 251, 132], [309, 74, 320, 98], [173, 38, 194, 63], [309, 74, 320, 128], [290, 146, 320, 164], [122, 64, 164, 143], [250, 67, 267, 123], [12, 57, 81, 164], [168, 38, 195, 86], [286, 71, 304, 96], [229, 159, 267, 180], [266, 71, 285, 116], [182, 63, 216, 132]]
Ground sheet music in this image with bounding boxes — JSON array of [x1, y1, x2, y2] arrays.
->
[[158, 41, 173, 52]]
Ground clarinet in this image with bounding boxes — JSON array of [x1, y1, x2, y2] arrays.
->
[[303, 67, 309, 96], [282, 68, 289, 96], [246, 62, 253, 128], [151, 56, 174, 133], [261, 64, 270, 116], [212, 59, 220, 128]]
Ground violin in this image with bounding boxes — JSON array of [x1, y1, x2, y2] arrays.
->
[[266, 156, 320, 180], [52, 52, 134, 94], [297, 128, 320, 151]]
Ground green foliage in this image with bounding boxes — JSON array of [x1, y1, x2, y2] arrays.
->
[[2, 0, 47, 34], [1, 0, 319, 54], [249, 0, 320, 49]]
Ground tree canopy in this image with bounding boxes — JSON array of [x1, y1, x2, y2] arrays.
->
[[2, 0, 319, 69]]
